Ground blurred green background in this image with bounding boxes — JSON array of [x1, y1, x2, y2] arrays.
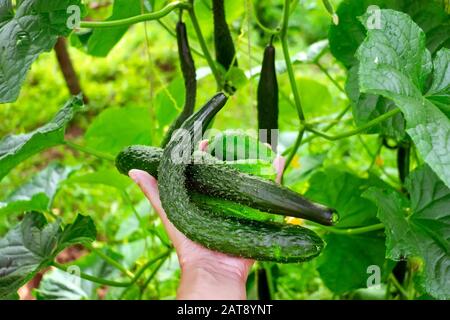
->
[[0, 0, 403, 300]]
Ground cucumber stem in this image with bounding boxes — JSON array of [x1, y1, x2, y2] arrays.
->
[[64, 140, 115, 162], [251, 0, 281, 35], [119, 249, 173, 299], [188, 2, 223, 90], [138, 256, 169, 299], [52, 262, 132, 287], [79, 1, 191, 29], [315, 62, 345, 93], [84, 243, 135, 279], [305, 108, 402, 141], [319, 223, 385, 235], [280, 2, 305, 123], [282, 126, 305, 176]]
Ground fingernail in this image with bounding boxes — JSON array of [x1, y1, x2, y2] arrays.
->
[[128, 169, 141, 184]]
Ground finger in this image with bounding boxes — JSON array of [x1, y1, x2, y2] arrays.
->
[[128, 169, 183, 243], [198, 139, 209, 152], [273, 155, 286, 184]]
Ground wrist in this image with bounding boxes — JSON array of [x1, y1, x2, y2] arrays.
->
[[177, 259, 250, 300]]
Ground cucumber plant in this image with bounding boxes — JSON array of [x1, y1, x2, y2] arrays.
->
[[0, 0, 448, 300]]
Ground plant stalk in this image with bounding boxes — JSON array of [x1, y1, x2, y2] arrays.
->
[[79, 1, 191, 28]]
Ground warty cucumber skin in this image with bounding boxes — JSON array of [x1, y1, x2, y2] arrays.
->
[[157, 92, 324, 262], [187, 157, 336, 226], [116, 146, 336, 226]]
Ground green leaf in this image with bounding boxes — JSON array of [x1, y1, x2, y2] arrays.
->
[[0, 163, 77, 215], [57, 214, 97, 250], [296, 77, 333, 119], [305, 167, 386, 227], [0, 0, 84, 102], [225, 67, 248, 91], [275, 40, 330, 73], [346, 66, 405, 139], [0, 1, 13, 27], [155, 77, 185, 130], [292, 40, 329, 64], [331, 1, 448, 139], [0, 96, 83, 182], [36, 247, 123, 300], [363, 166, 450, 299], [426, 49, 450, 116], [329, 0, 448, 69], [0, 212, 96, 299], [362, 188, 412, 260], [67, 169, 131, 190], [35, 268, 90, 300], [317, 232, 391, 294], [84, 106, 152, 155], [85, 0, 142, 57], [357, 10, 450, 187]]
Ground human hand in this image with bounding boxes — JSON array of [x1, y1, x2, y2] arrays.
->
[[129, 141, 284, 300]]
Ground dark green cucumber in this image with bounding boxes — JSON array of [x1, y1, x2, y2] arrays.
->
[[188, 152, 337, 226], [157, 92, 324, 262], [116, 146, 336, 225], [212, 0, 237, 70], [161, 20, 197, 147], [117, 145, 336, 225], [257, 43, 279, 148], [116, 145, 275, 179]]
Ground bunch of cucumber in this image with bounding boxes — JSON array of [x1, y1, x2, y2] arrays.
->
[[116, 93, 338, 263]]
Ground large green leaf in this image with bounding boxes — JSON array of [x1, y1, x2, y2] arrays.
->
[[85, 0, 142, 57], [364, 166, 450, 299], [67, 169, 131, 190], [329, 0, 448, 69], [357, 10, 450, 187], [35, 269, 90, 300], [426, 49, 450, 116], [346, 66, 405, 139], [0, 163, 76, 215], [317, 232, 391, 294], [0, 212, 96, 299], [84, 106, 152, 155], [331, 0, 448, 139], [35, 247, 123, 300], [0, 96, 83, 182], [305, 167, 386, 228], [155, 77, 186, 130], [306, 167, 393, 294], [0, 0, 84, 103]]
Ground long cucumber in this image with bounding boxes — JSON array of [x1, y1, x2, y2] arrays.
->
[[116, 146, 336, 225], [156, 92, 324, 262]]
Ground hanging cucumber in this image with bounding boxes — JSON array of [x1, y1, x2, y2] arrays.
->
[[161, 18, 197, 147], [157, 92, 324, 262], [257, 40, 279, 148], [116, 146, 336, 225], [212, 0, 237, 70]]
